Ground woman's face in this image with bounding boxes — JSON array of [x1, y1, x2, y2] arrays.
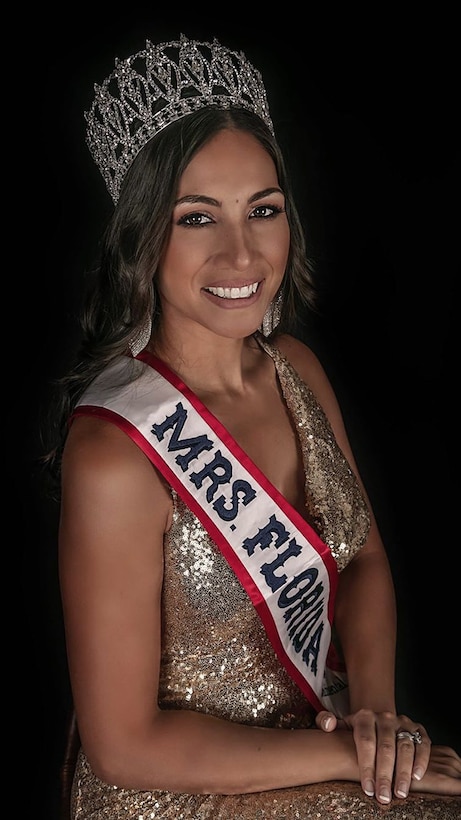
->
[[157, 127, 290, 340]]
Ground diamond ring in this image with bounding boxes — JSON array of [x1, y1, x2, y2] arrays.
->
[[396, 729, 423, 744]]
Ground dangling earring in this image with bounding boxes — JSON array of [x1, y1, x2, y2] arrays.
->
[[128, 316, 152, 357], [262, 290, 283, 337]]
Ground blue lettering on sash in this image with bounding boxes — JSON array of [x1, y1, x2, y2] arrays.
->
[[190, 451, 256, 520], [277, 568, 319, 607], [282, 576, 323, 621], [151, 402, 213, 470], [301, 623, 323, 675], [213, 480, 257, 521], [289, 604, 323, 648], [241, 514, 290, 556], [278, 569, 325, 675], [152, 406, 256, 521], [241, 517, 326, 677], [189, 450, 233, 501], [260, 539, 303, 592]]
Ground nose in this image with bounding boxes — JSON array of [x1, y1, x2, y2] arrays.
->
[[219, 222, 254, 271]]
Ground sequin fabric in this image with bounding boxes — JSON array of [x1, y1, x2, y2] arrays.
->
[[258, 335, 371, 572], [70, 337, 460, 818]]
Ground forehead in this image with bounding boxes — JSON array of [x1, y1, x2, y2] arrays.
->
[[178, 128, 279, 193]]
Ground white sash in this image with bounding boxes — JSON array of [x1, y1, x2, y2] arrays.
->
[[75, 352, 349, 716]]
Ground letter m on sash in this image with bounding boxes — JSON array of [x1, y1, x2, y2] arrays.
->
[[151, 402, 214, 471]]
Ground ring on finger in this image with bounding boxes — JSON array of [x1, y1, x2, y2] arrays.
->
[[396, 729, 423, 745]]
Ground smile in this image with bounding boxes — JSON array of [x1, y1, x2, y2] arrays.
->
[[204, 283, 259, 299]]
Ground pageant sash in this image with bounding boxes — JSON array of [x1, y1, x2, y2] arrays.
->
[[75, 353, 349, 716]]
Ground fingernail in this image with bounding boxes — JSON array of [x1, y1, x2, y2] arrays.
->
[[378, 788, 391, 804], [323, 716, 332, 730], [364, 780, 374, 797], [413, 767, 423, 781], [396, 783, 408, 798]]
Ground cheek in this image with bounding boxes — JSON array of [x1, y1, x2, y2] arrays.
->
[[161, 228, 206, 272], [158, 236, 195, 292], [270, 222, 291, 270]]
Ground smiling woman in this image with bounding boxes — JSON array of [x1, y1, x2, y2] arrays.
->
[[41, 34, 461, 820]]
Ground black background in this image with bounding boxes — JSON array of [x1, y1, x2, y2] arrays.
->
[[20, 8, 459, 816]]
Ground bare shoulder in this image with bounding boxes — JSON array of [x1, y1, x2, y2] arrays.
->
[[274, 333, 322, 369], [62, 415, 172, 532], [64, 414, 150, 471], [63, 416, 153, 492]]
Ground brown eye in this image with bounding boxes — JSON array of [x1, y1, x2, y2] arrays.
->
[[177, 212, 213, 227], [250, 204, 284, 219]]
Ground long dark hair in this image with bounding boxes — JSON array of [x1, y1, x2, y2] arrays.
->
[[42, 106, 317, 490]]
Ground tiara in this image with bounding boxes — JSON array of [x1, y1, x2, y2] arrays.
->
[[85, 34, 274, 203]]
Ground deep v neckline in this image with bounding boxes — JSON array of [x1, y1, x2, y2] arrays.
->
[[252, 331, 309, 491]]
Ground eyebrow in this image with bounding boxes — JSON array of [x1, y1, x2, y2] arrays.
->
[[174, 187, 284, 207]]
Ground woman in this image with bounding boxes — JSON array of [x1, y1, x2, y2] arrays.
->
[[47, 35, 460, 818]]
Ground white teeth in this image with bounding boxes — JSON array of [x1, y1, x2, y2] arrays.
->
[[206, 282, 258, 299]]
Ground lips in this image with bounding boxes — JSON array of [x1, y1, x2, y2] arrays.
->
[[204, 282, 259, 299]]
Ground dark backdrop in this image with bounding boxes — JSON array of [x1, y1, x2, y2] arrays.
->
[[20, 10, 459, 816]]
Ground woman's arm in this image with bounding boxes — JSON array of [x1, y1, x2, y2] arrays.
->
[[275, 333, 430, 800]]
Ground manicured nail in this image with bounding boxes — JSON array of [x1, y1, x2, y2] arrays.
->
[[396, 783, 408, 798], [413, 767, 423, 781], [364, 780, 374, 797], [378, 788, 391, 804], [323, 716, 332, 730]]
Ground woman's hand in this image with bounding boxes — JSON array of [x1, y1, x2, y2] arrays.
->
[[315, 709, 437, 804]]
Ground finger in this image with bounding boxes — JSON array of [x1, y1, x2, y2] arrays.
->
[[394, 727, 431, 795], [393, 734, 420, 798], [352, 710, 407, 803], [315, 710, 338, 732], [373, 720, 400, 805], [410, 727, 431, 783], [351, 709, 382, 800]]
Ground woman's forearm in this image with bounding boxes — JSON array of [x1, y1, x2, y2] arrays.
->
[[334, 546, 397, 712], [89, 709, 359, 793]]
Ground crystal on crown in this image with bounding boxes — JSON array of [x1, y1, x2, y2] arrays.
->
[[85, 34, 274, 203]]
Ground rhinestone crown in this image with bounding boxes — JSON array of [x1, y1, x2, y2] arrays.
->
[[85, 34, 274, 203]]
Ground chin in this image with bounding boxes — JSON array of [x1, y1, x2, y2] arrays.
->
[[212, 321, 262, 340]]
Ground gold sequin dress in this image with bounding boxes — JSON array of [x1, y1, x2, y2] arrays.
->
[[70, 335, 460, 818]]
